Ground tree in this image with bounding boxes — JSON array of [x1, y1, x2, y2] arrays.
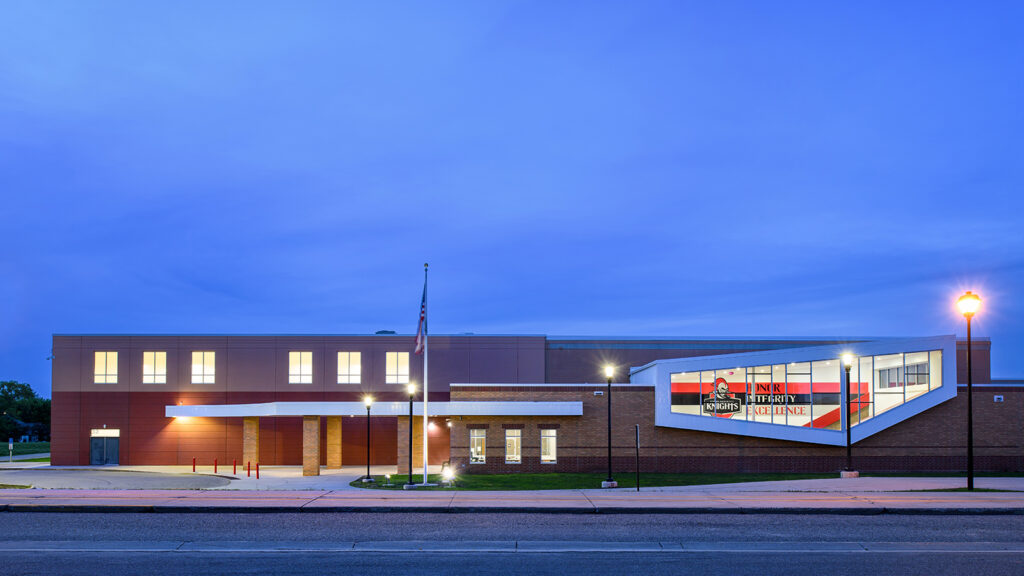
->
[[0, 381, 49, 441], [0, 381, 35, 409]]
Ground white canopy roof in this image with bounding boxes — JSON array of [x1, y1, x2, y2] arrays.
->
[[165, 401, 582, 418]]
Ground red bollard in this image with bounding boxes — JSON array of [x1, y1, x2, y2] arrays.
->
[[256, 463, 260, 480], [233, 460, 237, 475], [214, 459, 218, 474], [247, 461, 251, 477], [192, 457, 196, 473]]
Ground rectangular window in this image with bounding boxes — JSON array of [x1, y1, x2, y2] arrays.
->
[[470, 429, 486, 464], [337, 351, 361, 384], [289, 351, 313, 384], [505, 429, 522, 464], [540, 429, 557, 463], [191, 351, 215, 384], [385, 351, 409, 384], [142, 351, 167, 384], [94, 351, 118, 384]]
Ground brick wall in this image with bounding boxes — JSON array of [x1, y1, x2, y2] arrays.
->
[[448, 385, 1024, 474]]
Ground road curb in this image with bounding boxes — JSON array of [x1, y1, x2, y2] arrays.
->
[[3, 504, 1024, 515]]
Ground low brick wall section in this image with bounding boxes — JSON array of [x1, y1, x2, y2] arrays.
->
[[446, 385, 1024, 474]]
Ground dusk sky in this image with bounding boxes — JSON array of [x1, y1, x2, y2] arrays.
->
[[2, 2, 1022, 397]]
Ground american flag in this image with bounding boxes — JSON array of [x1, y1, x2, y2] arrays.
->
[[414, 284, 426, 354]]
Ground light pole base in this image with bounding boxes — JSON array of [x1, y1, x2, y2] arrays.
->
[[840, 470, 860, 479], [601, 480, 618, 488], [361, 477, 375, 483]]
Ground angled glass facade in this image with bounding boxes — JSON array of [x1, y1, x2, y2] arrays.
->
[[670, 349, 943, 430]]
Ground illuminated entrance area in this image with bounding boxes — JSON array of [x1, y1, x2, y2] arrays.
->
[[670, 350, 943, 429]]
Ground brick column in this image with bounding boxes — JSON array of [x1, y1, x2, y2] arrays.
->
[[243, 416, 259, 466], [302, 415, 320, 476], [397, 416, 424, 471], [326, 416, 342, 469]]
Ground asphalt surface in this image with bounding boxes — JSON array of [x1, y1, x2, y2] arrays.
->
[[2, 513, 1021, 575]]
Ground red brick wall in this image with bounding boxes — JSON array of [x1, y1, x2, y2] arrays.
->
[[448, 385, 1024, 474]]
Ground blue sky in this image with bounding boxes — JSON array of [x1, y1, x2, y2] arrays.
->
[[2, 1, 1021, 397]]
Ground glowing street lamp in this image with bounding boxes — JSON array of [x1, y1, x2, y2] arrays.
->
[[842, 353, 855, 474], [603, 365, 616, 488], [405, 383, 416, 489], [363, 395, 374, 483], [957, 291, 982, 490]]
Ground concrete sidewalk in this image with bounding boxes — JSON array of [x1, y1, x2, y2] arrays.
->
[[0, 476, 1021, 514]]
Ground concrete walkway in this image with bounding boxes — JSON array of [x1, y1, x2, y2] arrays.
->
[[0, 476, 1021, 514], [0, 464, 439, 490]]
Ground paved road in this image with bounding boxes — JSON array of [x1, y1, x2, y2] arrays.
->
[[1, 513, 1022, 575]]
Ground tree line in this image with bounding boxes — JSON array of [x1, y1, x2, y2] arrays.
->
[[0, 381, 50, 442]]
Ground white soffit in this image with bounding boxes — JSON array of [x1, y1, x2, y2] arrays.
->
[[166, 401, 582, 418]]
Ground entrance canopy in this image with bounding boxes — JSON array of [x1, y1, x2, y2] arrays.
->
[[166, 401, 582, 418]]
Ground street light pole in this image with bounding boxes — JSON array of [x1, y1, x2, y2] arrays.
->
[[842, 354, 854, 472], [603, 365, 616, 488], [957, 291, 981, 491], [363, 395, 374, 483], [406, 383, 415, 489]]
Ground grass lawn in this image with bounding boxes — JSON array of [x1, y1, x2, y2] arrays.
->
[[0, 484, 31, 489], [864, 472, 1024, 478], [351, 472, 836, 491], [902, 488, 1022, 492], [8, 442, 50, 456], [12, 457, 50, 463]]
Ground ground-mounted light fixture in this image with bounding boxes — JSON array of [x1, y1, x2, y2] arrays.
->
[[957, 290, 982, 490]]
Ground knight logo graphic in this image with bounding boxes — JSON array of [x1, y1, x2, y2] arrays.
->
[[703, 378, 743, 414]]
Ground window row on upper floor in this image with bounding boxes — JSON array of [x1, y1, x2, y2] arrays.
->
[[92, 350, 410, 385]]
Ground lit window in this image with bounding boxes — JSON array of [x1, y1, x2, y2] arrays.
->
[[505, 429, 522, 464], [541, 429, 557, 463], [289, 351, 313, 384], [337, 352, 361, 384], [470, 429, 486, 464], [142, 351, 166, 384], [191, 351, 215, 384], [94, 351, 118, 384], [386, 351, 409, 384]]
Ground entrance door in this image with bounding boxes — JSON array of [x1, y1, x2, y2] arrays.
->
[[89, 429, 120, 465]]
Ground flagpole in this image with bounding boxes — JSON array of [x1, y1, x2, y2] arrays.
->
[[422, 263, 429, 485]]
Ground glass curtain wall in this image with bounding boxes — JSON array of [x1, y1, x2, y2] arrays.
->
[[670, 349, 943, 429]]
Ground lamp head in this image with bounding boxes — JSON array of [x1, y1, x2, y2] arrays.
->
[[604, 365, 614, 379], [363, 395, 374, 408], [842, 353, 854, 367], [407, 383, 417, 396], [957, 291, 981, 317]]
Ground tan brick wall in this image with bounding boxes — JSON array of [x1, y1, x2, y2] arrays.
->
[[396, 416, 450, 473], [242, 416, 259, 465], [448, 385, 1024, 474], [302, 415, 320, 476], [326, 416, 342, 469]]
